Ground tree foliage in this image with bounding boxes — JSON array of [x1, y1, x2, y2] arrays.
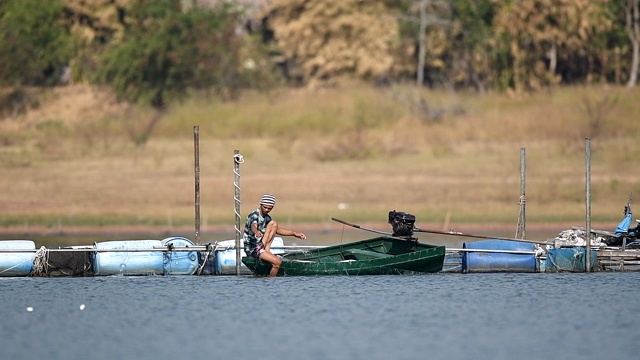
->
[[267, 0, 400, 86], [95, 0, 248, 109], [449, 0, 497, 92], [0, 0, 638, 100], [491, 0, 614, 91], [261, 0, 636, 90], [0, 0, 75, 86], [626, 0, 640, 86], [62, 0, 129, 81]]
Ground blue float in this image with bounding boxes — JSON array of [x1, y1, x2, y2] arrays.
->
[[462, 239, 537, 273], [545, 247, 598, 272], [92, 240, 164, 276], [161, 237, 198, 275], [0, 240, 36, 277]]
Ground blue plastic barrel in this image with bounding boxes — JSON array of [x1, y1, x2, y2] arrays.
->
[[544, 247, 598, 272], [93, 240, 164, 276], [161, 237, 198, 275], [0, 240, 36, 277], [462, 240, 537, 273]]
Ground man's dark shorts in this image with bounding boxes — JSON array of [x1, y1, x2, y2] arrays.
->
[[248, 242, 265, 258]]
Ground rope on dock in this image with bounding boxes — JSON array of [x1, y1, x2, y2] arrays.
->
[[31, 246, 49, 277], [547, 251, 579, 272], [196, 243, 219, 275]]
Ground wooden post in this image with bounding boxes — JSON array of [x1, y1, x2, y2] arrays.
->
[[233, 150, 244, 275], [193, 126, 200, 244], [516, 148, 526, 239], [585, 138, 592, 272]]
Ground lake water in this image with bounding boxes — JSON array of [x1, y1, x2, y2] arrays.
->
[[1, 272, 638, 360]]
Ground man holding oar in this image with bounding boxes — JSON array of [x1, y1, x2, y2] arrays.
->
[[244, 194, 307, 277]]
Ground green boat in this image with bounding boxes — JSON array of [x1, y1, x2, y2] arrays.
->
[[241, 236, 446, 276]]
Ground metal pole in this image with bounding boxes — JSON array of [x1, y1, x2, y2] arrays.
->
[[585, 138, 592, 272], [517, 148, 526, 239], [194, 126, 200, 244], [233, 150, 244, 275]]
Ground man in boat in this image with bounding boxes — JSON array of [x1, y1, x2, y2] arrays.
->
[[244, 194, 307, 276]]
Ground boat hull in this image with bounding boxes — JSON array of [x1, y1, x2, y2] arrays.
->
[[242, 236, 445, 276]]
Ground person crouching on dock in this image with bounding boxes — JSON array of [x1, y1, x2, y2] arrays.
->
[[244, 194, 307, 277]]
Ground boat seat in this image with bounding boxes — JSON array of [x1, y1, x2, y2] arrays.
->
[[342, 249, 392, 260]]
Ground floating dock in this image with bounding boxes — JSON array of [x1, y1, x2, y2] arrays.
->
[[2, 236, 640, 277], [0, 237, 322, 277], [597, 249, 640, 271]]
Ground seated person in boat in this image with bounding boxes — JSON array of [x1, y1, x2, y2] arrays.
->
[[244, 194, 307, 276]]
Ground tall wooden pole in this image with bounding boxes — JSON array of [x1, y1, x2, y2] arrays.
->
[[193, 126, 200, 244], [233, 150, 243, 275], [517, 148, 526, 239], [585, 138, 592, 272]]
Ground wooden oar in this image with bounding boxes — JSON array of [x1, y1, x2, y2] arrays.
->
[[331, 217, 413, 241], [331, 217, 393, 236], [331, 216, 550, 245], [412, 227, 550, 245]]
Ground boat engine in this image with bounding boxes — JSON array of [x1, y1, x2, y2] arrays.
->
[[388, 210, 416, 238]]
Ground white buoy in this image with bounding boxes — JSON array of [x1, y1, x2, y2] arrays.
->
[[79, 304, 85, 311], [26, 307, 33, 312]]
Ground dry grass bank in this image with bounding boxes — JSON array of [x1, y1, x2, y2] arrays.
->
[[1, 83, 639, 237]]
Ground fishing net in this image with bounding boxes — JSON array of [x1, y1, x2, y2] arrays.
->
[[46, 249, 93, 277], [553, 229, 606, 248]]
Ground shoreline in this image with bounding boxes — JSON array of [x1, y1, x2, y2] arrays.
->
[[0, 221, 620, 238]]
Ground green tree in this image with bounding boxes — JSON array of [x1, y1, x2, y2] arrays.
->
[[94, 0, 251, 144], [492, 0, 613, 92], [0, 0, 74, 87], [626, 0, 640, 86], [96, 0, 261, 108], [62, 0, 130, 82], [450, 0, 496, 92]]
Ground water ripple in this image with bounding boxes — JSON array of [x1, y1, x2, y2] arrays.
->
[[2, 273, 639, 360]]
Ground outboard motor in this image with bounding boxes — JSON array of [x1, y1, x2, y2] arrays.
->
[[388, 210, 416, 238]]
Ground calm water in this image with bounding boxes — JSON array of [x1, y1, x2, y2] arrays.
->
[[1, 272, 638, 360]]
